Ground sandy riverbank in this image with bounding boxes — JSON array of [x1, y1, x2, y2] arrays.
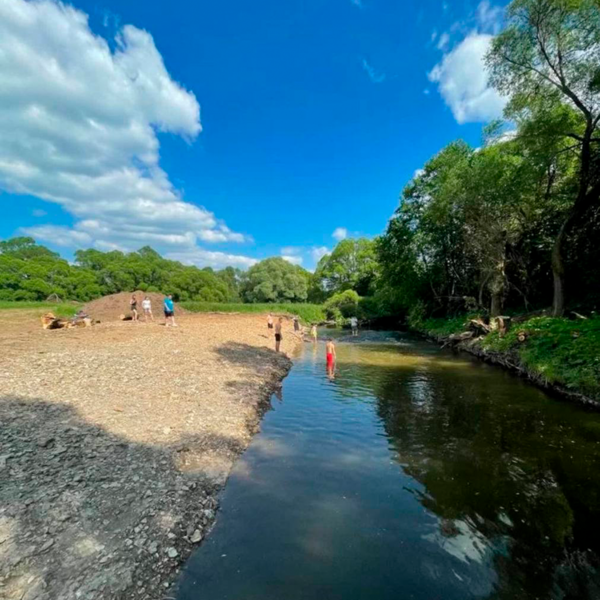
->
[[0, 311, 302, 600]]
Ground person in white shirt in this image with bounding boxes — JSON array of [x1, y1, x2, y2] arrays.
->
[[350, 316, 358, 337], [142, 296, 154, 322]]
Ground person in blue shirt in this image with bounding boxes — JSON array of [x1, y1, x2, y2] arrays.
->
[[164, 294, 176, 327]]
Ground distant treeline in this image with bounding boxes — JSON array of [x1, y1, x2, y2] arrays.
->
[[0, 238, 241, 303], [0, 236, 383, 321]]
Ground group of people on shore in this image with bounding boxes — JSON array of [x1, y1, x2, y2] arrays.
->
[[129, 294, 176, 327]]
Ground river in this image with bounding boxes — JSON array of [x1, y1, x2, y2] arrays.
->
[[176, 331, 600, 599]]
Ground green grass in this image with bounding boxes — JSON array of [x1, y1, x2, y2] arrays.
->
[[180, 302, 326, 324], [416, 311, 600, 400], [420, 315, 473, 337], [482, 316, 600, 400], [0, 301, 81, 318]]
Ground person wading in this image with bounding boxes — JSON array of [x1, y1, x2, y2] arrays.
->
[[350, 316, 358, 337], [326, 338, 336, 379], [310, 324, 318, 343], [275, 317, 283, 353]]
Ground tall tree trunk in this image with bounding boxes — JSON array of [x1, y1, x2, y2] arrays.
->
[[551, 121, 597, 316], [489, 261, 506, 317], [551, 222, 567, 317], [490, 289, 503, 318]]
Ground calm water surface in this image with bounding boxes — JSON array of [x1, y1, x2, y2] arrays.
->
[[177, 331, 600, 600]]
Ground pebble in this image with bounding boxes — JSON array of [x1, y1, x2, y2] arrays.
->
[[190, 530, 203, 544], [166, 547, 178, 558]]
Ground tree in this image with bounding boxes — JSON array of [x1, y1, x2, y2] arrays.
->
[[379, 142, 477, 315], [242, 258, 310, 303], [487, 0, 600, 315], [314, 238, 379, 297]]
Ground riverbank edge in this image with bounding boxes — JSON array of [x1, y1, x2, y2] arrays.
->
[[419, 329, 600, 411], [0, 313, 304, 600], [164, 338, 302, 596]]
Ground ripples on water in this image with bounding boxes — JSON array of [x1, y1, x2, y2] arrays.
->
[[177, 332, 600, 600]]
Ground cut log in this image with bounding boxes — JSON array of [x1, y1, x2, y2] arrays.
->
[[41, 313, 68, 330], [491, 316, 512, 337], [468, 318, 491, 335]]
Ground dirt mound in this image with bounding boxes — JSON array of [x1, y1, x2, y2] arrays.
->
[[83, 291, 189, 322]]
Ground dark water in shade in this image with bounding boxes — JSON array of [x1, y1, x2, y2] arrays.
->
[[176, 331, 600, 600]]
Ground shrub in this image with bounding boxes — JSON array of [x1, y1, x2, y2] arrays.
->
[[324, 290, 360, 320]]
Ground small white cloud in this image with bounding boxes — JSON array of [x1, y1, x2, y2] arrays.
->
[[281, 246, 302, 256], [311, 246, 330, 262], [361, 59, 386, 84], [166, 249, 257, 270], [428, 34, 506, 124], [332, 227, 348, 242], [431, 30, 438, 44], [424, 89, 431, 95], [476, 1, 503, 34], [281, 254, 303, 266], [437, 32, 450, 51], [32, 209, 47, 217], [22, 225, 92, 248]]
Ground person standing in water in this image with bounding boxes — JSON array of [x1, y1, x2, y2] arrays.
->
[[350, 316, 358, 337], [164, 294, 176, 327], [130, 293, 139, 322], [326, 338, 336, 379], [267, 313, 274, 330], [310, 324, 318, 343], [274, 317, 283, 352]]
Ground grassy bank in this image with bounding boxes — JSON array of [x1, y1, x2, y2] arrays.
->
[[0, 301, 81, 318], [179, 302, 326, 323], [415, 314, 600, 403]]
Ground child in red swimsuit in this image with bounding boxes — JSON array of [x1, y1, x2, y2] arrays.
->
[[326, 339, 336, 367]]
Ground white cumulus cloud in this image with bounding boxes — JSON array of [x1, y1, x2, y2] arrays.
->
[[332, 227, 348, 242], [0, 0, 253, 269], [428, 33, 506, 124], [281, 254, 303, 266], [165, 249, 257, 270]]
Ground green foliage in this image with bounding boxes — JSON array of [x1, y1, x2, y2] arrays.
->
[[314, 238, 380, 297], [419, 315, 473, 337], [323, 290, 360, 321], [242, 258, 310, 303], [181, 302, 325, 324], [0, 301, 81, 318], [376, 0, 600, 322], [0, 237, 242, 303], [483, 317, 600, 399]]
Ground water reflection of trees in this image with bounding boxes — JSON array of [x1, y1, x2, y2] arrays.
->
[[333, 356, 600, 599]]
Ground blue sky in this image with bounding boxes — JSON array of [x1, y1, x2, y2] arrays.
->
[[0, 0, 507, 270]]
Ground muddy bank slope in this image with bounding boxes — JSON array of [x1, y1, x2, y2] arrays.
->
[[0, 313, 302, 600]]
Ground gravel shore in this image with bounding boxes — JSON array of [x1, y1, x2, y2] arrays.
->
[[0, 311, 302, 600]]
